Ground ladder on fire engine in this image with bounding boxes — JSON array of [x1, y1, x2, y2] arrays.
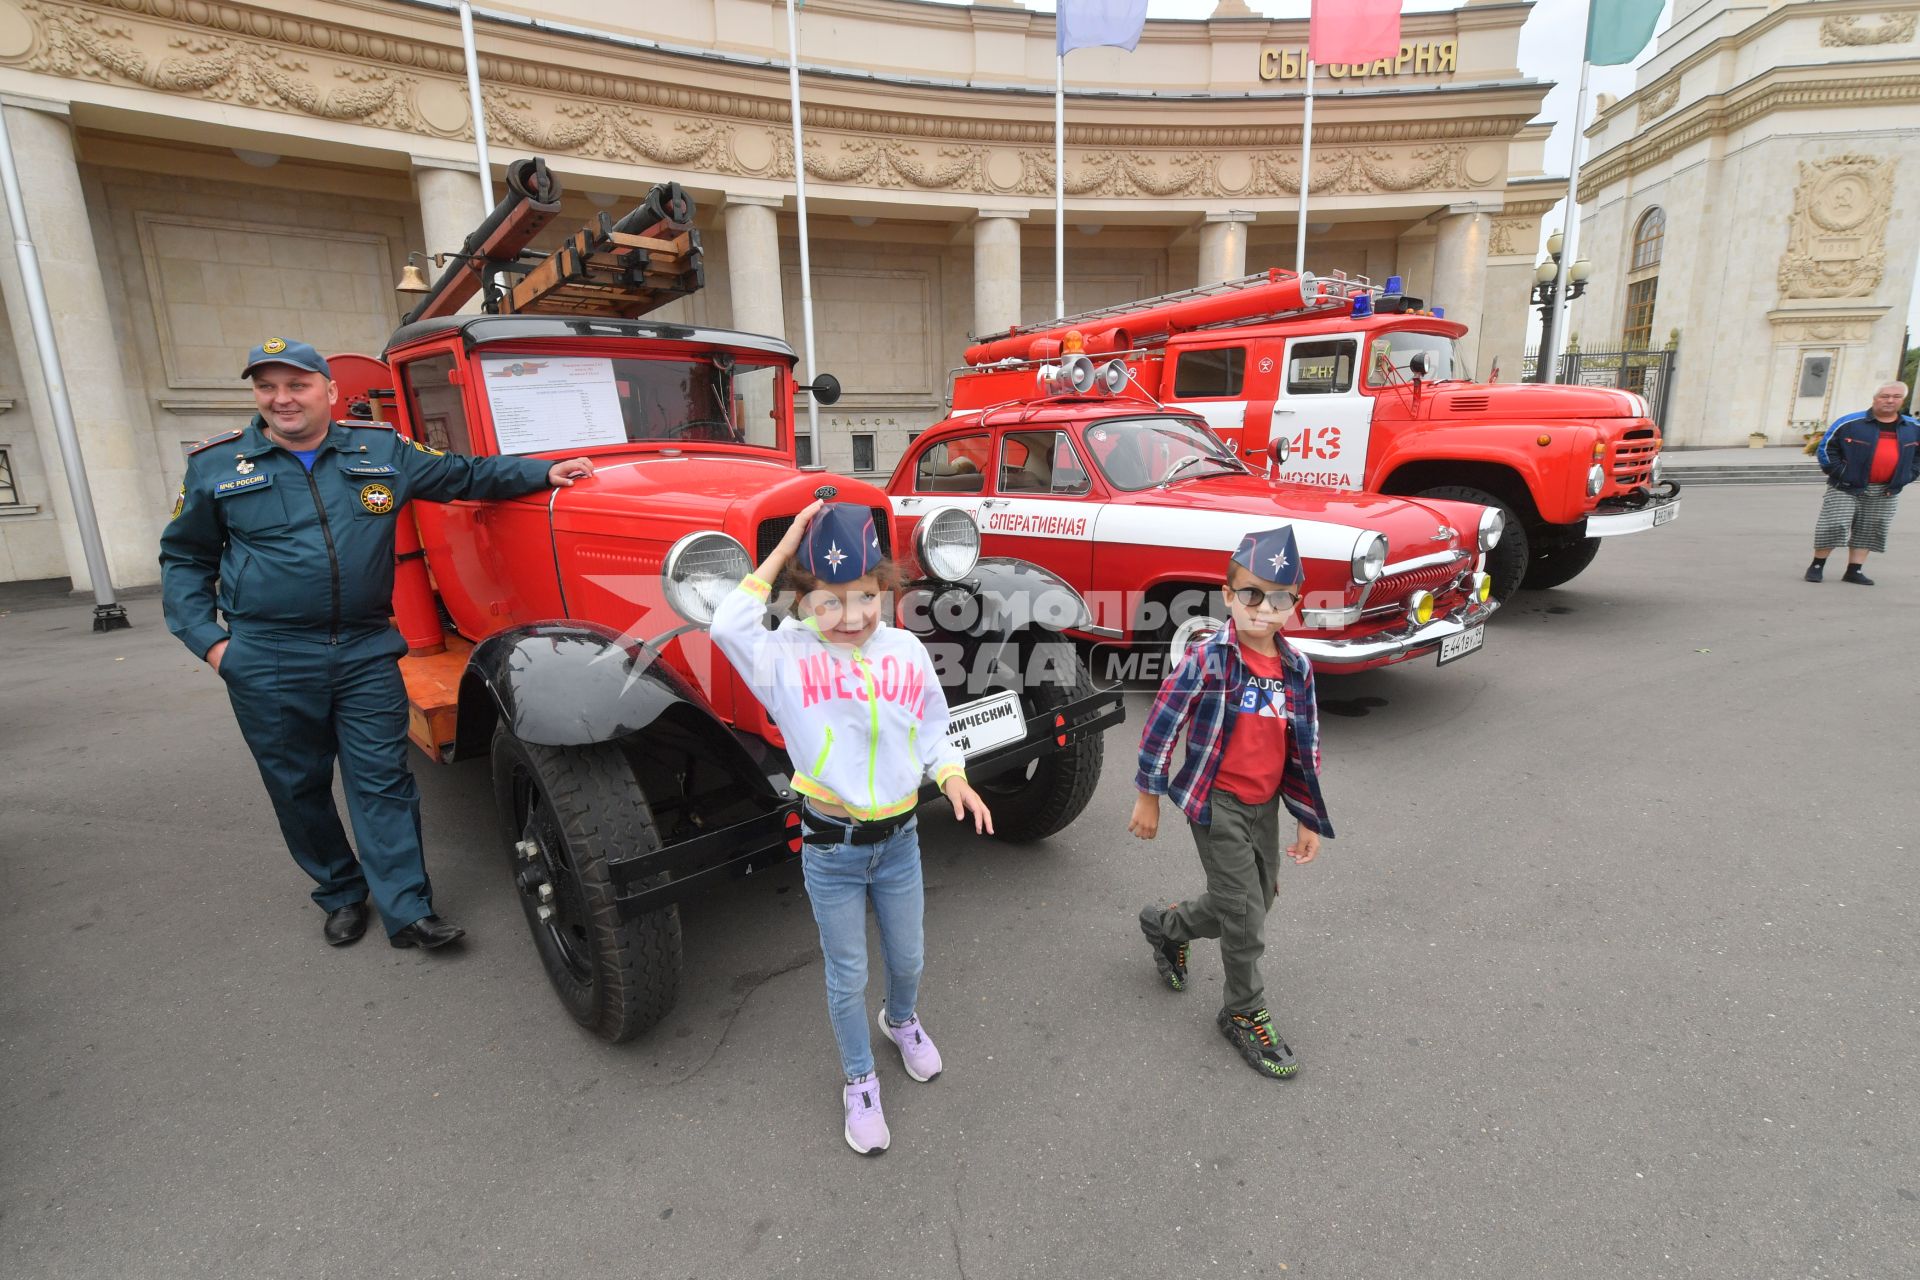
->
[[404, 156, 705, 325]]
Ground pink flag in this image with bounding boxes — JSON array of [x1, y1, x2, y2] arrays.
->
[[1309, 0, 1403, 66]]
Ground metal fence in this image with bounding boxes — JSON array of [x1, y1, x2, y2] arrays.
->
[[1520, 346, 1678, 430]]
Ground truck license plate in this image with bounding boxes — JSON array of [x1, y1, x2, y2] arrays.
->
[[946, 690, 1027, 757], [1437, 625, 1485, 666], [1653, 503, 1678, 526]]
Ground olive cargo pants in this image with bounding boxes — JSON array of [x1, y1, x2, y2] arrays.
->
[[1148, 791, 1283, 1015], [219, 625, 434, 935]]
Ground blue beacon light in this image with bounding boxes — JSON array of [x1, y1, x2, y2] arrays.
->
[[1432, 306, 1445, 318], [1350, 292, 1373, 318], [1384, 275, 1404, 295]]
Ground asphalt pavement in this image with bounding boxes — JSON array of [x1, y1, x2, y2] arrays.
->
[[3, 483, 1915, 1280]]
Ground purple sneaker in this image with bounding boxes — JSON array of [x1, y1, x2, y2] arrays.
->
[[842, 1073, 889, 1155], [877, 1009, 944, 1082]]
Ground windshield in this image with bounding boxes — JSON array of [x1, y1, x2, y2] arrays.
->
[[1080, 416, 1245, 492], [1366, 331, 1458, 386], [480, 354, 784, 455]]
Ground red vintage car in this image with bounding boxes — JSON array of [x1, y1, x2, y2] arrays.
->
[[886, 394, 1504, 674]]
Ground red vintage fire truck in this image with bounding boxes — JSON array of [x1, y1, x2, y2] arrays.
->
[[959, 270, 1681, 603], [329, 158, 1120, 1042]]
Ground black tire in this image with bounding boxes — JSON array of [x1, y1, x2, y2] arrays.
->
[[1521, 535, 1603, 591], [974, 641, 1104, 844], [491, 724, 683, 1043], [1416, 485, 1531, 606]]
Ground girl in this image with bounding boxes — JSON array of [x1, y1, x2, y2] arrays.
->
[[709, 499, 992, 1155]]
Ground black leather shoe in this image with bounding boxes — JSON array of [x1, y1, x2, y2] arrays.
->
[[323, 901, 370, 947], [389, 914, 466, 950]]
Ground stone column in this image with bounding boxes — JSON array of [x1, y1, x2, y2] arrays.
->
[[0, 98, 157, 589], [411, 158, 489, 315], [972, 210, 1025, 337], [1430, 204, 1494, 376], [721, 195, 786, 342], [1196, 212, 1255, 286]]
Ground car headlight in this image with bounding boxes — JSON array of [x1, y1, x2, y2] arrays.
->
[[663, 531, 752, 626], [1350, 531, 1387, 584], [914, 506, 980, 582], [1587, 462, 1605, 497], [1478, 506, 1505, 551], [1406, 590, 1435, 626], [1470, 572, 1493, 603], [1651, 453, 1665, 485]]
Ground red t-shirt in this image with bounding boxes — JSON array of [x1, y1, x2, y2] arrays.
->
[[1213, 645, 1290, 806], [1869, 429, 1901, 484]]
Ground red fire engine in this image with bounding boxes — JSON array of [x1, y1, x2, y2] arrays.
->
[[956, 270, 1681, 603]]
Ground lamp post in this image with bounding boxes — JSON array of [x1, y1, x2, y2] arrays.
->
[[1530, 230, 1592, 384]]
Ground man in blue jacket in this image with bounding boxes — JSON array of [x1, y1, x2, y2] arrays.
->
[[1806, 382, 1919, 585], [160, 339, 594, 949]]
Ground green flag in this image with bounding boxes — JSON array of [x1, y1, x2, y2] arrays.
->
[[1586, 0, 1664, 66]]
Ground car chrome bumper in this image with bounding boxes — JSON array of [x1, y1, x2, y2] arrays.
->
[[1291, 599, 1499, 670], [1588, 485, 1682, 537]]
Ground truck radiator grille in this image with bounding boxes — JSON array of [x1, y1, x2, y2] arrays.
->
[[757, 508, 893, 564], [1612, 427, 1659, 487]]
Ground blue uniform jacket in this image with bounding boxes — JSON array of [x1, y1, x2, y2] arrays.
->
[[159, 417, 553, 659], [1815, 410, 1920, 495]]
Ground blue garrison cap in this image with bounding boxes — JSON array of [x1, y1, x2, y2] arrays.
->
[[241, 337, 332, 380], [1231, 525, 1305, 586], [797, 503, 884, 584]]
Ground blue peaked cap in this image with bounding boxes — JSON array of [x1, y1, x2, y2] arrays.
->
[[797, 502, 884, 584], [1231, 525, 1305, 586], [241, 337, 332, 380]]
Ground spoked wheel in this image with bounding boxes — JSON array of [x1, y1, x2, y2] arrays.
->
[[491, 725, 682, 1043], [973, 640, 1104, 844]]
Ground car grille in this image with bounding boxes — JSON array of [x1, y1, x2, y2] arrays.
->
[[1364, 553, 1470, 616], [757, 507, 894, 563], [1612, 427, 1659, 488]]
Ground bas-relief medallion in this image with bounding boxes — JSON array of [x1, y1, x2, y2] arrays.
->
[[1777, 154, 1896, 301]]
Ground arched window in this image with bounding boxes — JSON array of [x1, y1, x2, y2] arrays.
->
[[1622, 206, 1664, 349]]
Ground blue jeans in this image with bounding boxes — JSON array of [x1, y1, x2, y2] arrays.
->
[[800, 815, 925, 1080]]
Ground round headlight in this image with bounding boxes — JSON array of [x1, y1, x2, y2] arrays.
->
[[1470, 571, 1493, 603], [1651, 453, 1665, 485], [914, 506, 980, 583], [1407, 590, 1435, 626], [1587, 462, 1605, 496], [663, 531, 752, 626], [1479, 506, 1505, 550], [1350, 531, 1388, 584]]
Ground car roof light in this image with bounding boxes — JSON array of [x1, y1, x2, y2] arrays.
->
[[1350, 293, 1373, 318], [1384, 275, 1404, 295]]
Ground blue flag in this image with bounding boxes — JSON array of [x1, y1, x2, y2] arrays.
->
[[1057, 0, 1149, 56]]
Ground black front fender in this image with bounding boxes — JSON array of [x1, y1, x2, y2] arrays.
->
[[454, 619, 721, 760], [955, 558, 1091, 637]]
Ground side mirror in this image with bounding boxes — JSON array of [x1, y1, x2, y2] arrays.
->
[[1408, 352, 1432, 379], [800, 373, 842, 406]]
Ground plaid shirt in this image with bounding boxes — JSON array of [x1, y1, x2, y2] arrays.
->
[[1135, 620, 1334, 836]]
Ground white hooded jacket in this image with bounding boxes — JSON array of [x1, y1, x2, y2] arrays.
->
[[710, 575, 966, 821]]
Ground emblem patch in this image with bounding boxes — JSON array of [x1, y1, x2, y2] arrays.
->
[[261, 337, 287, 354], [170, 485, 185, 520], [235, 457, 255, 474], [359, 482, 395, 515], [410, 439, 445, 456]]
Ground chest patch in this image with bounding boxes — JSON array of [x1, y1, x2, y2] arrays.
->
[[213, 474, 272, 498], [359, 482, 395, 514]]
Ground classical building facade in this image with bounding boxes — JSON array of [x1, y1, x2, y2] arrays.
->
[[0, 0, 1556, 588], [1573, 0, 1919, 448]]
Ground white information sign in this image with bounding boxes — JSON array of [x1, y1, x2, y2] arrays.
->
[[481, 356, 628, 454]]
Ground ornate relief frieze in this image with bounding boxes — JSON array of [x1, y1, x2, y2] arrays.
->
[[1488, 213, 1540, 257], [1768, 316, 1875, 344], [1818, 13, 1917, 47], [1244, 144, 1478, 197], [1777, 154, 1895, 301], [1636, 80, 1681, 124]]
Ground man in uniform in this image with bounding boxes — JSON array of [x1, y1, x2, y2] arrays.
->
[[160, 338, 595, 950]]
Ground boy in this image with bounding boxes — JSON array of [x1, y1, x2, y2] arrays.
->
[[1128, 526, 1335, 1080]]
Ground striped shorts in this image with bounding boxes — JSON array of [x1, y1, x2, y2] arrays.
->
[[1813, 484, 1899, 553]]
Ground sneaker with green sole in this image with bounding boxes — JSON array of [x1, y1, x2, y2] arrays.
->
[[1137, 905, 1189, 992], [1218, 1008, 1299, 1080]]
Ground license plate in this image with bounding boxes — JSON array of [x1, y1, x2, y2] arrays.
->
[[1437, 624, 1485, 666], [1652, 503, 1678, 526], [946, 690, 1027, 757]]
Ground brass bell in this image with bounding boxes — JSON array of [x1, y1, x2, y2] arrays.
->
[[395, 251, 430, 294]]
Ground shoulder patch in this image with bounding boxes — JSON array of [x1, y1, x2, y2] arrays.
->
[[339, 419, 396, 431], [170, 484, 185, 520], [409, 438, 445, 456], [186, 430, 245, 456]]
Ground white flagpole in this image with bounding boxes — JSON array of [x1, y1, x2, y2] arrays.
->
[[785, 0, 819, 454], [1055, 52, 1066, 319], [1549, 56, 1593, 380], [1295, 57, 1314, 276], [457, 1, 493, 212]]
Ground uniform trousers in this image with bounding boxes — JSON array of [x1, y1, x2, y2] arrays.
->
[[220, 625, 433, 935]]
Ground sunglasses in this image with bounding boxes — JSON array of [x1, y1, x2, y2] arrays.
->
[[1226, 585, 1298, 610]]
